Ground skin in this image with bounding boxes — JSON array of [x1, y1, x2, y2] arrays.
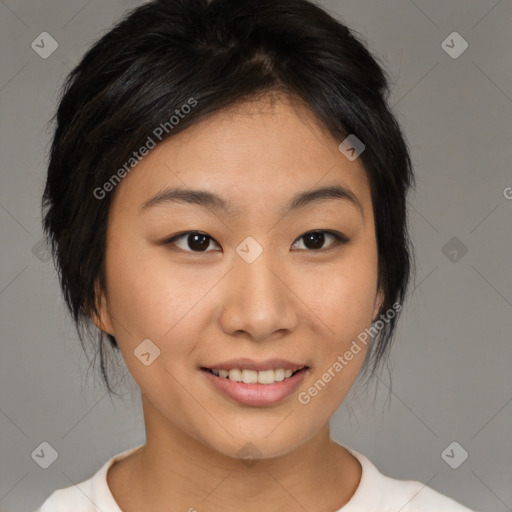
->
[[93, 93, 384, 512]]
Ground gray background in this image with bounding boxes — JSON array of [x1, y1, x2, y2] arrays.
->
[[0, 0, 511, 511]]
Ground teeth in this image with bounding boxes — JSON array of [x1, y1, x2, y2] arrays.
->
[[242, 369, 258, 383], [274, 369, 285, 382], [229, 369, 242, 382], [209, 367, 302, 384], [257, 369, 274, 384]]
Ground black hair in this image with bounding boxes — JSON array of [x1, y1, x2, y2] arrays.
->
[[42, 0, 416, 396]]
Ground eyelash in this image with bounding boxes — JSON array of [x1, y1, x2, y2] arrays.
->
[[164, 230, 350, 254]]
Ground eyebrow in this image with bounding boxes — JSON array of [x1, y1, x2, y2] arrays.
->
[[141, 183, 364, 219]]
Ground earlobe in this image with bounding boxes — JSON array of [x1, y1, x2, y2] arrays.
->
[[91, 281, 114, 335]]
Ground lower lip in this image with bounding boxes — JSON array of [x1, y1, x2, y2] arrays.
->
[[202, 369, 307, 407]]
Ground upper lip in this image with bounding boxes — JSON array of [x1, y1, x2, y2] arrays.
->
[[202, 358, 308, 372]]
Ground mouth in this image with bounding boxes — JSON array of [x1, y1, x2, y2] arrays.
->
[[200, 366, 308, 384], [200, 360, 310, 407]]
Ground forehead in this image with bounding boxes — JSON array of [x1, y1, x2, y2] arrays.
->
[[109, 94, 372, 219]]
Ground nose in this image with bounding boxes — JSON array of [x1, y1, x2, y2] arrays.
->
[[218, 247, 299, 342]]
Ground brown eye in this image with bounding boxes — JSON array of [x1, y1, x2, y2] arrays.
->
[[291, 230, 349, 251], [166, 231, 221, 252]]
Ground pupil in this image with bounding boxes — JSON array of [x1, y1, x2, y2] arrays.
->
[[305, 232, 324, 250], [189, 234, 209, 251]]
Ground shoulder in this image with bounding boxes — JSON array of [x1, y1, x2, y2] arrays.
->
[[34, 444, 144, 512], [339, 445, 477, 512], [373, 475, 475, 511], [35, 479, 95, 512]]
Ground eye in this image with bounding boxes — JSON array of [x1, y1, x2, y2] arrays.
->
[[164, 229, 349, 253], [165, 231, 221, 253], [291, 230, 349, 252]]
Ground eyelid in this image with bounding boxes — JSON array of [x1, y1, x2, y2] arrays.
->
[[163, 230, 350, 253], [164, 230, 221, 252], [291, 230, 349, 252]]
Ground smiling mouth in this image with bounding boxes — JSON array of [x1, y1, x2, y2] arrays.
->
[[201, 367, 308, 385]]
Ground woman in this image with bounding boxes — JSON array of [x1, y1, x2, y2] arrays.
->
[[36, 0, 476, 510]]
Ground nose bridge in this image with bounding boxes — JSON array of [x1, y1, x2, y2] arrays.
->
[[219, 237, 296, 340], [237, 241, 278, 297]]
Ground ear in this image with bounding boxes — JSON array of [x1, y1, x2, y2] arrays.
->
[[372, 288, 384, 323], [90, 279, 114, 335]]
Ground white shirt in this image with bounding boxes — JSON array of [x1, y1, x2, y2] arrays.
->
[[35, 443, 477, 511]]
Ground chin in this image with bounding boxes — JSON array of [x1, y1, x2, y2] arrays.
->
[[193, 416, 320, 463]]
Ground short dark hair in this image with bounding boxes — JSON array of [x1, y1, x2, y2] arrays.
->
[[42, 0, 416, 396]]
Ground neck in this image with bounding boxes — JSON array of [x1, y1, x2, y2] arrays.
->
[[112, 394, 361, 512]]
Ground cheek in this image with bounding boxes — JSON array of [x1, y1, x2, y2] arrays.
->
[[295, 259, 377, 418], [103, 251, 201, 392], [296, 247, 379, 409], [104, 242, 206, 340], [297, 252, 379, 340]]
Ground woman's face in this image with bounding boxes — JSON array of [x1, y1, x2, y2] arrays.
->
[[95, 95, 383, 460]]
